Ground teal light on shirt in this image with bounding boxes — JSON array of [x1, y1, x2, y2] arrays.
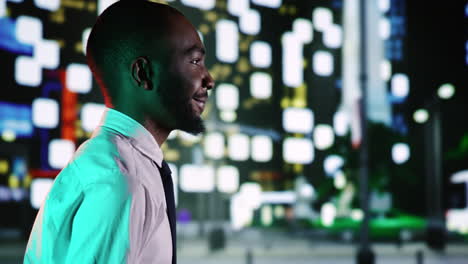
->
[[24, 108, 172, 264]]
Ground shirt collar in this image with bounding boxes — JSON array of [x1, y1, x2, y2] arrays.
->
[[99, 108, 163, 167]]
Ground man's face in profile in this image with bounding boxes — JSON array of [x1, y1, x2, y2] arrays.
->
[[156, 14, 214, 135]]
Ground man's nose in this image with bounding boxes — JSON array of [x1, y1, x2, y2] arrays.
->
[[203, 70, 215, 90]]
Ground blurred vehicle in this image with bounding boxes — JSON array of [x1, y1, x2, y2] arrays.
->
[[446, 170, 468, 241], [446, 209, 468, 237], [309, 209, 426, 243]]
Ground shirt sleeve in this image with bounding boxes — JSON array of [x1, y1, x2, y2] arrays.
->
[[24, 181, 132, 264], [64, 182, 132, 263]]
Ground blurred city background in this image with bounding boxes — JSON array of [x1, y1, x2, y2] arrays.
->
[[0, 0, 467, 263]]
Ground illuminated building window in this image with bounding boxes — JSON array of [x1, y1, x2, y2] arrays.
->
[[48, 139, 75, 169], [81, 103, 106, 133], [16, 16, 43, 45], [180, 164, 215, 192], [32, 98, 59, 129], [282, 107, 314, 134], [251, 135, 273, 162], [313, 51, 333, 76], [216, 83, 239, 111], [15, 56, 41, 87], [250, 41, 272, 68], [30, 178, 54, 209], [228, 133, 249, 161], [217, 165, 239, 193], [323, 24, 342, 48], [313, 7, 333, 32], [378, 0, 391, 13], [0, 2, 5, 17], [379, 18, 391, 39], [66, 63, 92, 94], [313, 124, 334, 150], [293, 18, 313, 43], [203, 132, 225, 160], [250, 72, 272, 99], [227, 0, 249, 16], [380, 60, 392, 81], [220, 111, 237, 122], [180, 0, 215, 10], [333, 110, 349, 136], [240, 9, 260, 35], [281, 18, 314, 87], [34, 0, 60, 11], [252, 0, 282, 8], [391, 73, 409, 98], [282, 137, 314, 164], [216, 20, 239, 63], [35, 39, 60, 69], [282, 32, 302, 87], [240, 182, 262, 209]]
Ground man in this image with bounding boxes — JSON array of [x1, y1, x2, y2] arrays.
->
[[24, 0, 214, 263]]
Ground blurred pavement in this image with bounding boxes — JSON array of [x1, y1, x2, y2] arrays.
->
[[1, 234, 467, 264]]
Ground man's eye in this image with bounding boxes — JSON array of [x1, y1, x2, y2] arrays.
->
[[190, 58, 201, 64]]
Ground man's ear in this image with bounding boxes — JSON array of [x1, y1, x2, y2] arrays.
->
[[131, 56, 153, 91]]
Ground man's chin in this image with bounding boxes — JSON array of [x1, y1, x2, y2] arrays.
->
[[168, 98, 206, 135], [178, 117, 205, 135]]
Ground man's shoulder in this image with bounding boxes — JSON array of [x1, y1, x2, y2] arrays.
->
[[65, 128, 135, 188]]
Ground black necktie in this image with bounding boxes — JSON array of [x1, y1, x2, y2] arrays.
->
[[158, 160, 176, 264]]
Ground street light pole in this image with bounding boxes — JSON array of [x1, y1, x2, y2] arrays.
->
[[356, 0, 375, 263], [424, 100, 446, 251]]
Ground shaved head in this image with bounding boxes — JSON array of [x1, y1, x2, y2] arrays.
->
[[86, 0, 181, 106], [86, 0, 214, 136]]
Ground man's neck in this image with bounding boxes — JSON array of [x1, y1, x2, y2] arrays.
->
[[143, 117, 171, 147], [111, 103, 170, 147]]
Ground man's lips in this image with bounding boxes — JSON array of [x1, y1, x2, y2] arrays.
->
[[192, 94, 208, 113], [192, 96, 207, 103]]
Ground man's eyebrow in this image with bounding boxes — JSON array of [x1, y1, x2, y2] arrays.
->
[[184, 45, 205, 55]]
